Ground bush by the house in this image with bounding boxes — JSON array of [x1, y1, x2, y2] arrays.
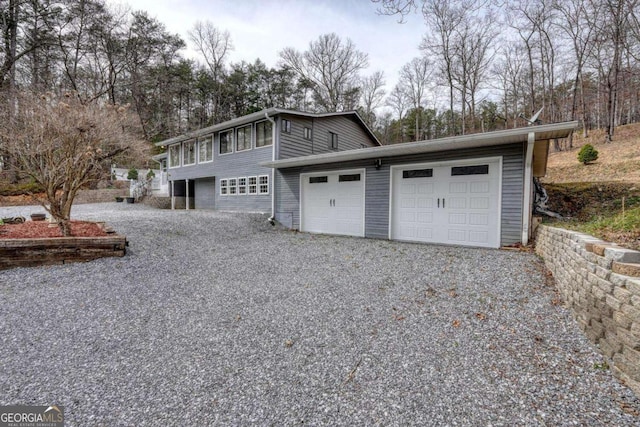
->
[[578, 144, 599, 165], [127, 168, 139, 180]]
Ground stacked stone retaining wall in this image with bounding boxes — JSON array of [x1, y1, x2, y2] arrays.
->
[[536, 225, 640, 396]]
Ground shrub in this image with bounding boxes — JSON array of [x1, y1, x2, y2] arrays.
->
[[578, 144, 599, 165], [127, 168, 139, 180], [146, 169, 155, 179]]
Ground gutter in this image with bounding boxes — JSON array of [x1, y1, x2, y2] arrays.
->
[[265, 111, 277, 225], [522, 131, 535, 245]]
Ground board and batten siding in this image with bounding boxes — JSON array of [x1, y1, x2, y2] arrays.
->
[[275, 142, 525, 246], [278, 115, 377, 159]]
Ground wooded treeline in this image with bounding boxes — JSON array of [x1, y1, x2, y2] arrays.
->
[[2, 0, 640, 148]]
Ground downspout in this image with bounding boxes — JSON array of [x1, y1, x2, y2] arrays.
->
[[265, 111, 276, 224], [522, 131, 535, 245]]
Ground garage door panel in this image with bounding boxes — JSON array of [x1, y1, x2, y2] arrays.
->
[[417, 198, 434, 208], [448, 197, 466, 209], [392, 159, 500, 248], [417, 212, 433, 223], [448, 229, 467, 241], [417, 227, 434, 239], [469, 231, 489, 243], [418, 183, 434, 194], [301, 170, 364, 237], [448, 213, 467, 225], [401, 198, 416, 208], [470, 197, 489, 209], [449, 182, 467, 193], [470, 181, 489, 193], [401, 184, 416, 194], [469, 213, 489, 225]]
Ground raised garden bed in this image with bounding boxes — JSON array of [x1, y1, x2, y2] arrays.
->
[[0, 221, 127, 270]]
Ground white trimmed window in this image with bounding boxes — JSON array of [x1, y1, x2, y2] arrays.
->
[[183, 140, 196, 165], [238, 177, 247, 195], [199, 136, 213, 163], [220, 179, 228, 195], [304, 127, 312, 140], [328, 132, 338, 150], [236, 125, 252, 151], [282, 119, 291, 134], [220, 130, 233, 154], [256, 121, 273, 147], [248, 176, 257, 195], [168, 144, 181, 168], [258, 175, 269, 195], [229, 178, 237, 195]]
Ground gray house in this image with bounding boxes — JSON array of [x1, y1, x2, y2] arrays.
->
[[262, 121, 577, 249], [156, 109, 381, 211]]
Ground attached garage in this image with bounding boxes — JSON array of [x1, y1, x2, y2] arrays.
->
[[266, 122, 577, 248], [390, 158, 501, 248], [300, 169, 365, 237]]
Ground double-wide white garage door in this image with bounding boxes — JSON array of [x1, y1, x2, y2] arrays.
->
[[391, 159, 501, 248], [300, 159, 501, 248]]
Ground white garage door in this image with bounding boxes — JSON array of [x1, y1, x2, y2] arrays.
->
[[301, 169, 365, 237], [391, 159, 501, 248]]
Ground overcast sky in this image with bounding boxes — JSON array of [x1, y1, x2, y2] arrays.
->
[[108, 0, 427, 90]]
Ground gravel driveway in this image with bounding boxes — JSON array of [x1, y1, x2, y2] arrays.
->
[[1, 203, 639, 426]]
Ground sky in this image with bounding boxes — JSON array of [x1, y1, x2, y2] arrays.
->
[[108, 0, 427, 92]]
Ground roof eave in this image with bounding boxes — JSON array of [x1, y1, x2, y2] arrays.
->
[[261, 121, 578, 169]]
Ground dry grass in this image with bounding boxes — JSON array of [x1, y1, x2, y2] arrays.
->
[[543, 124, 640, 184]]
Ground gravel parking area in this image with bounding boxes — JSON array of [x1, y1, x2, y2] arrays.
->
[[1, 203, 639, 426]]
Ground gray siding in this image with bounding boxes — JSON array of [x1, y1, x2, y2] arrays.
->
[[166, 126, 274, 212], [213, 144, 273, 212], [275, 142, 525, 246], [194, 178, 216, 209], [278, 115, 377, 159]]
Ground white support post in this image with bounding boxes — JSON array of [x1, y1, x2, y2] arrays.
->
[[171, 180, 175, 210], [522, 132, 535, 246], [186, 179, 190, 210]]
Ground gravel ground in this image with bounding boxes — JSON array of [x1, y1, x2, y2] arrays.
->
[[1, 203, 639, 426]]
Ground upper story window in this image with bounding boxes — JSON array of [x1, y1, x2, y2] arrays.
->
[[168, 144, 181, 168], [219, 129, 233, 154], [304, 127, 312, 140], [282, 119, 291, 134], [256, 121, 273, 147], [199, 136, 213, 163], [183, 140, 196, 165], [236, 124, 252, 152], [328, 132, 338, 150]]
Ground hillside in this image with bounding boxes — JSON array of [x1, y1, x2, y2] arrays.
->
[[542, 123, 640, 250], [543, 124, 640, 184]]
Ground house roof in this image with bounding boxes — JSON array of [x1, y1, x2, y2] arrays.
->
[[155, 108, 381, 147], [260, 121, 578, 170]]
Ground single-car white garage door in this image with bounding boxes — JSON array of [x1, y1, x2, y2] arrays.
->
[[301, 169, 365, 237], [390, 158, 501, 248]]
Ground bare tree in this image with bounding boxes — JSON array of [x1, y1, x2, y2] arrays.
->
[[386, 83, 409, 142], [0, 92, 147, 235], [280, 33, 369, 112], [399, 56, 432, 140], [188, 21, 232, 121], [553, 0, 598, 146], [359, 70, 386, 127]]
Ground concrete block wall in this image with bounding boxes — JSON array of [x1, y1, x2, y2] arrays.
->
[[536, 225, 640, 396]]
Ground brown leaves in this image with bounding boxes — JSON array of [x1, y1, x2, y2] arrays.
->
[[452, 319, 461, 328], [475, 312, 486, 320]]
